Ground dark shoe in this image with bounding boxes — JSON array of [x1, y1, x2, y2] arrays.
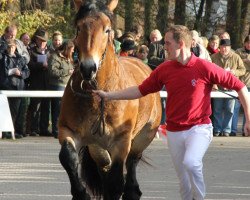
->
[[30, 131, 39, 136], [52, 132, 58, 139], [213, 132, 221, 136], [230, 132, 236, 136], [40, 130, 52, 136], [15, 133, 23, 139], [2, 132, 11, 139], [22, 133, 29, 137], [242, 132, 245, 137], [223, 132, 230, 137]]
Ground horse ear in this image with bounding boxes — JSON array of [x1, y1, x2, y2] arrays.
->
[[107, 0, 118, 12], [73, 0, 84, 11]]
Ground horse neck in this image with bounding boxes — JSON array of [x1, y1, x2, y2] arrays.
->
[[96, 43, 123, 90]]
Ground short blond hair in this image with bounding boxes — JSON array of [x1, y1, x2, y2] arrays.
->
[[167, 25, 192, 48]]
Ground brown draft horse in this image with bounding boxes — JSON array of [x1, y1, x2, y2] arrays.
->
[[58, 0, 162, 199]]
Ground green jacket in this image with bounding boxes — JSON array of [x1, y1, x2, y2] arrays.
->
[[48, 53, 74, 87]]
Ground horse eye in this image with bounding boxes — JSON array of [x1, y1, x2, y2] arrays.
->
[[105, 29, 111, 34]]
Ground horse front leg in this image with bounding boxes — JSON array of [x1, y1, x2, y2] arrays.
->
[[103, 159, 124, 200], [122, 153, 142, 200], [59, 139, 91, 200]]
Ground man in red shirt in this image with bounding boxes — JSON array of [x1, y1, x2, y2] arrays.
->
[[93, 25, 250, 200]]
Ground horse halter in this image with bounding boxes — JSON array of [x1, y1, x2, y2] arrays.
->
[[69, 22, 111, 137]]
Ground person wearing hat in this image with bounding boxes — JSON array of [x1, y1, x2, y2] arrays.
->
[[119, 39, 136, 57], [0, 39, 30, 139], [26, 27, 51, 137], [211, 38, 246, 137]]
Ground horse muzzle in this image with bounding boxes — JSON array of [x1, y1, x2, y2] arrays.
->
[[79, 59, 97, 81]]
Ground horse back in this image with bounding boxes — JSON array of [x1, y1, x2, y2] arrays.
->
[[118, 56, 162, 137]]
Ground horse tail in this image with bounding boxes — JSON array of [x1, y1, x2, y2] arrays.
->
[[80, 146, 103, 197]]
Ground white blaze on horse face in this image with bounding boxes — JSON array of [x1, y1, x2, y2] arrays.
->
[[91, 26, 111, 71]]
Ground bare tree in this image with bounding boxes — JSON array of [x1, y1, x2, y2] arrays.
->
[[174, 0, 186, 25], [124, 0, 135, 32], [240, 0, 250, 42], [226, 0, 242, 49], [20, 0, 33, 13], [156, 0, 169, 34], [20, 0, 49, 12], [192, 0, 206, 32], [203, 0, 220, 37], [144, 0, 154, 38]]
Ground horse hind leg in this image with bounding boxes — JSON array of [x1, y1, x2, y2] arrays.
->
[[59, 140, 91, 200], [122, 153, 142, 200], [103, 159, 124, 200]]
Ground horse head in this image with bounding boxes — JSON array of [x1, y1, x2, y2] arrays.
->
[[73, 0, 118, 81]]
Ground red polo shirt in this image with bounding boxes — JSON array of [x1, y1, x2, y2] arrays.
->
[[138, 54, 244, 131]]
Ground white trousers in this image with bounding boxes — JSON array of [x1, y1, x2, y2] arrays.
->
[[167, 124, 213, 200]]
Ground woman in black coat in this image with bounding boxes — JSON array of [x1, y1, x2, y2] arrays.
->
[[0, 39, 30, 138]]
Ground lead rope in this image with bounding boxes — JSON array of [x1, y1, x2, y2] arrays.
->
[[70, 78, 106, 136], [91, 97, 105, 136], [214, 88, 239, 99]]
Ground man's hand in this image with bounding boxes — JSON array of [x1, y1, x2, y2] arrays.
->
[[243, 122, 250, 136], [92, 90, 109, 102]]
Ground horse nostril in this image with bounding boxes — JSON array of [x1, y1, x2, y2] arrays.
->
[[79, 60, 97, 80]]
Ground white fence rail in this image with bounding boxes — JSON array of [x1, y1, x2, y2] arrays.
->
[[0, 90, 239, 98], [0, 90, 240, 140]]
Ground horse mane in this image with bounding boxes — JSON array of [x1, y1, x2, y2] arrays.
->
[[74, 0, 113, 26]]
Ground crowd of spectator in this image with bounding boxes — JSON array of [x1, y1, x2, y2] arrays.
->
[[0, 25, 75, 139], [0, 23, 249, 139]]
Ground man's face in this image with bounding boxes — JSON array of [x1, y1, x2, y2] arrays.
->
[[36, 38, 47, 49], [164, 32, 180, 60], [220, 45, 231, 56], [21, 34, 30, 46], [150, 33, 159, 42], [5, 28, 17, 40]]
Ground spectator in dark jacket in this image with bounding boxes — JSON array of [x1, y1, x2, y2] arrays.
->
[[26, 28, 51, 137], [147, 38, 166, 70], [0, 39, 30, 138]]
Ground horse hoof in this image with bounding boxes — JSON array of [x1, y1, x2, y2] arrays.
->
[[122, 193, 142, 200], [72, 192, 91, 200]]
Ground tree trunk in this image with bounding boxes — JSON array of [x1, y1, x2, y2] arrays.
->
[[203, 0, 220, 38], [20, 0, 33, 13], [174, 0, 186, 25], [226, 0, 242, 49], [240, 0, 250, 43], [157, 0, 169, 34], [193, 0, 206, 32], [36, 0, 49, 10], [124, 0, 134, 32], [144, 0, 154, 39]]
